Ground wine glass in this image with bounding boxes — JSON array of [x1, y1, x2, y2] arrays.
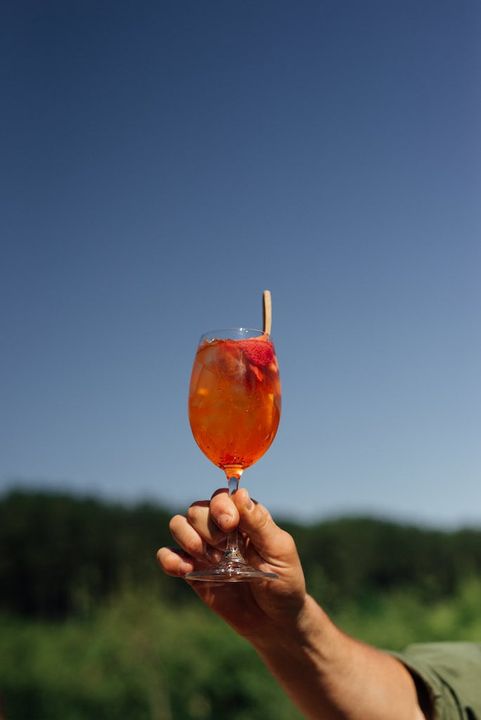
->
[[186, 327, 282, 581]]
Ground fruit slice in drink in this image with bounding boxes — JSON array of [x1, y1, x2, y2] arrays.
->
[[189, 335, 281, 476]]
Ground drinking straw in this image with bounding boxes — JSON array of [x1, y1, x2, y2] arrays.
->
[[263, 290, 272, 335]]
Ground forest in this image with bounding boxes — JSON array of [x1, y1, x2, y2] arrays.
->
[[1, 489, 481, 719]]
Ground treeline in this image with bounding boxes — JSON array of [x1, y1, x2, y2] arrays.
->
[[1, 489, 481, 619]]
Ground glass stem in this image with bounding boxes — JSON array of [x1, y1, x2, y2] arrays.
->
[[225, 476, 244, 563]]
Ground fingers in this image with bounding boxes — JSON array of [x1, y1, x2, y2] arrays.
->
[[184, 490, 241, 539], [186, 499, 230, 545], [165, 504, 226, 571], [232, 488, 299, 564], [208, 489, 240, 532], [169, 514, 206, 560], [159, 487, 299, 578], [157, 547, 194, 577]]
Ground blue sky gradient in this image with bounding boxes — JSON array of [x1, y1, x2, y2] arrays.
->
[[1, 0, 480, 524]]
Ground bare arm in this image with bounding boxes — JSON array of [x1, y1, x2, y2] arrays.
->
[[252, 594, 426, 720], [158, 488, 426, 720]]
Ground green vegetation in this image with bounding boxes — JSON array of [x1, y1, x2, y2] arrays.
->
[[1, 489, 480, 719], [2, 583, 481, 720]]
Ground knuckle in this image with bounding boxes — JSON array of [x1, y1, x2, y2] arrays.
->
[[168, 514, 184, 534], [177, 532, 202, 556], [156, 547, 175, 573], [210, 493, 233, 517], [186, 504, 200, 523], [188, 536, 204, 555], [278, 529, 299, 557], [255, 503, 271, 528], [279, 529, 295, 548]]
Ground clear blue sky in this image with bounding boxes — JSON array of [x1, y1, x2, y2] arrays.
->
[[1, 0, 480, 525]]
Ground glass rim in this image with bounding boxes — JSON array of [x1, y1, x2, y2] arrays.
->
[[198, 328, 270, 343]]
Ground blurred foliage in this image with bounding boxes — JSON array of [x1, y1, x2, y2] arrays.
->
[[0, 591, 303, 720], [1, 489, 481, 719], [0, 489, 190, 618], [2, 489, 481, 619], [2, 583, 481, 720], [283, 516, 481, 612]]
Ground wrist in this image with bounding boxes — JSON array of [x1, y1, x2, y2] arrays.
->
[[251, 594, 339, 661]]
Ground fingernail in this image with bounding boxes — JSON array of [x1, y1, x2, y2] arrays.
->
[[244, 490, 253, 510]]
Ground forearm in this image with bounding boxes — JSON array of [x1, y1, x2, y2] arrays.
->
[[252, 595, 425, 720]]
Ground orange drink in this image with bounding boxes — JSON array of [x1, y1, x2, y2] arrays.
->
[[189, 333, 281, 479], [185, 293, 281, 582]]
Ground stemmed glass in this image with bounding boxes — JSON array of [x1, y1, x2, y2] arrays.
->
[[186, 313, 281, 582]]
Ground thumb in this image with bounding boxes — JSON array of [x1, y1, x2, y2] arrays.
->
[[233, 488, 296, 563]]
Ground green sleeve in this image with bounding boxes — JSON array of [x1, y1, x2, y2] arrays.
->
[[390, 643, 481, 720]]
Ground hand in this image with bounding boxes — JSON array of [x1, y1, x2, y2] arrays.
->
[[158, 490, 426, 720], [157, 487, 306, 644]]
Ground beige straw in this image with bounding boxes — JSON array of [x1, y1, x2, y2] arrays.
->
[[263, 290, 272, 336]]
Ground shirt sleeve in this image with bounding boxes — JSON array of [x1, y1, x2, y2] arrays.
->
[[390, 643, 481, 720]]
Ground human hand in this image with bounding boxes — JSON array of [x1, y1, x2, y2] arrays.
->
[[158, 490, 427, 720], [157, 487, 306, 645]]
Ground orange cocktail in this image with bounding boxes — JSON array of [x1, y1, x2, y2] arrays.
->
[[189, 333, 281, 479]]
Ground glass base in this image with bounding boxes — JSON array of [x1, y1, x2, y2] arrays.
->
[[185, 560, 278, 583]]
